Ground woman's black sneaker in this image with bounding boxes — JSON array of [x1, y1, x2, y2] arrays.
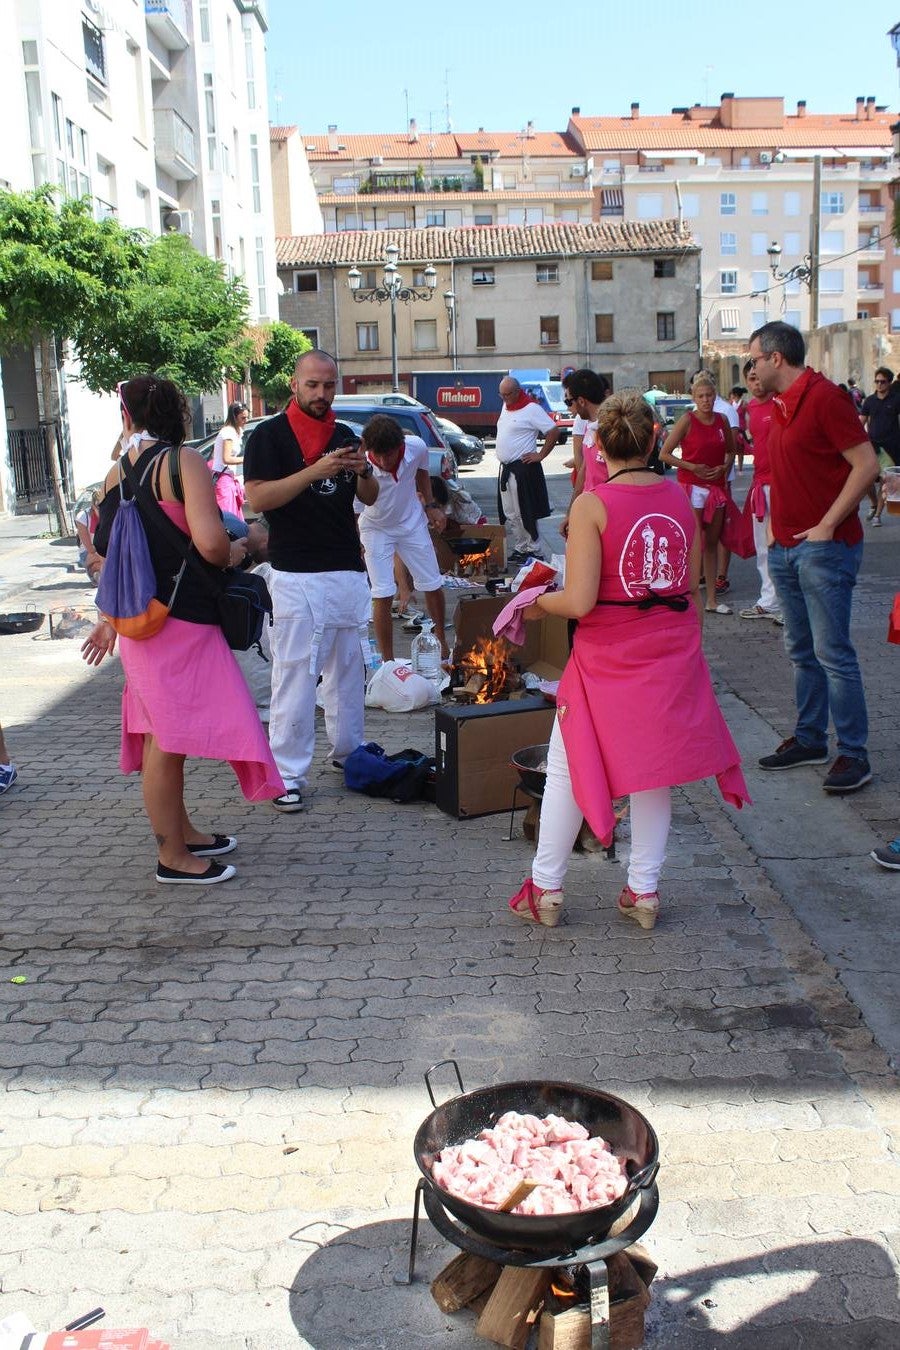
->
[[156, 860, 236, 885]]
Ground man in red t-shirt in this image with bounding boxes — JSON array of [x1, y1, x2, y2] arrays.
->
[[748, 321, 879, 794]]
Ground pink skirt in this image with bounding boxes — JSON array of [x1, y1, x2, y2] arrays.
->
[[214, 470, 245, 519], [558, 608, 750, 845], [119, 617, 284, 801]]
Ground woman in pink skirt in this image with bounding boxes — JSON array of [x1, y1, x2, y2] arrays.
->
[[82, 375, 283, 885], [508, 391, 749, 931]]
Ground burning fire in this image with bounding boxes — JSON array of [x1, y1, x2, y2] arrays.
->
[[457, 635, 514, 703], [455, 548, 491, 571]]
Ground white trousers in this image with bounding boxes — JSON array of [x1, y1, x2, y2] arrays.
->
[[499, 467, 549, 557], [268, 569, 370, 790], [531, 720, 672, 896], [752, 485, 778, 612]]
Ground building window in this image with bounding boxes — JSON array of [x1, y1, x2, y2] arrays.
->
[[204, 73, 216, 171], [476, 318, 495, 348], [51, 93, 62, 149], [199, 0, 211, 41], [656, 312, 676, 341], [889, 309, 900, 332], [357, 322, 379, 351], [751, 192, 768, 216], [472, 266, 494, 286], [293, 271, 318, 293], [508, 206, 544, 224], [540, 315, 560, 346], [413, 319, 438, 351], [819, 270, 844, 293], [820, 229, 844, 254], [751, 233, 768, 257], [653, 258, 675, 278], [255, 236, 266, 315], [536, 263, 559, 284], [301, 327, 320, 345], [751, 311, 767, 331], [594, 313, 614, 343], [720, 232, 737, 256], [250, 134, 261, 212], [359, 268, 378, 289], [819, 308, 843, 325], [649, 370, 685, 393], [412, 269, 429, 287], [211, 198, 222, 260], [720, 270, 738, 294], [82, 16, 106, 85], [784, 310, 802, 328], [751, 271, 769, 292], [784, 192, 801, 217], [821, 191, 844, 216], [720, 192, 736, 216], [426, 209, 446, 227], [592, 260, 614, 281], [473, 212, 493, 226], [783, 232, 801, 255], [243, 22, 256, 109], [681, 193, 700, 218], [720, 309, 739, 334]]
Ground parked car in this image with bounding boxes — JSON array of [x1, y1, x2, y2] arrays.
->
[[434, 417, 485, 467], [331, 399, 459, 481], [328, 391, 425, 408], [190, 417, 268, 482]]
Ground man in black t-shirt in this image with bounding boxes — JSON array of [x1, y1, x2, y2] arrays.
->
[[244, 350, 378, 811], [860, 366, 900, 526]]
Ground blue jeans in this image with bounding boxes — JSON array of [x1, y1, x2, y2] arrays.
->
[[768, 540, 868, 760]]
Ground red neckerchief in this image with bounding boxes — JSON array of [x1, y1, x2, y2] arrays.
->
[[772, 366, 813, 427], [502, 392, 532, 412], [367, 444, 406, 481], [285, 397, 336, 463]]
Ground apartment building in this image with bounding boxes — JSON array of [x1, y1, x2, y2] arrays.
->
[[0, 0, 277, 511], [276, 221, 700, 395], [567, 96, 896, 342], [284, 96, 896, 363]]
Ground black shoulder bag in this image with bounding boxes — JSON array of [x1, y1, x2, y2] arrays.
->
[[121, 447, 272, 652]]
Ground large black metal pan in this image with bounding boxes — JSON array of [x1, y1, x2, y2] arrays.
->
[[511, 743, 550, 798], [414, 1062, 659, 1252], [0, 609, 45, 636], [442, 536, 493, 558]]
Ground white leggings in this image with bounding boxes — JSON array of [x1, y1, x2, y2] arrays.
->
[[532, 720, 672, 896]]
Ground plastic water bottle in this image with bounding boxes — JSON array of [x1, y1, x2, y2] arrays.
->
[[411, 619, 443, 698], [368, 638, 383, 670]]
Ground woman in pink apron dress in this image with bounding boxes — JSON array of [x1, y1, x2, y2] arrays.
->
[[508, 391, 750, 932]]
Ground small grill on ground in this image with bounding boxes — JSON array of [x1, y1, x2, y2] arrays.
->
[[399, 1062, 660, 1349]]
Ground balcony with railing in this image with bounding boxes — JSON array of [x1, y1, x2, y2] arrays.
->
[[153, 107, 196, 180], [144, 0, 189, 52], [858, 202, 887, 222], [858, 279, 885, 301]]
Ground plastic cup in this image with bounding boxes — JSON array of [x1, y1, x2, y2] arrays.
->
[[884, 467, 900, 516]]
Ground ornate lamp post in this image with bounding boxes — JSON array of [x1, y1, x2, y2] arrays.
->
[[767, 240, 813, 289], [347, 245, 437, 391]]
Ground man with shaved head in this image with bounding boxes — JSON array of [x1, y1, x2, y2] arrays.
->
[[496, 375, 561, 562], [244, 349, 378, 812]]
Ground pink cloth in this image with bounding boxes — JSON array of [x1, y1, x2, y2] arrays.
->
[[118, 501, 283, 802], [556, 479, 750, 845], [213, 468, 245, 519], [492, 584, 553, 645]]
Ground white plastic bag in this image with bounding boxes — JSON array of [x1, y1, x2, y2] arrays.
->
[[365, 659, 439, 711]]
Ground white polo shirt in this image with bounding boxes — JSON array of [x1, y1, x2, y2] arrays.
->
[[495, 402, 556, 464], [357, 434, 430, 536]]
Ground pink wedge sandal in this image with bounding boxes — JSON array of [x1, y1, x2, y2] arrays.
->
[[508, 878, 564, 928]]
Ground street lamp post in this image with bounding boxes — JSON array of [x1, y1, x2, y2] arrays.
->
[[443, 290, 457, 370], [347, 246, 437, 392]]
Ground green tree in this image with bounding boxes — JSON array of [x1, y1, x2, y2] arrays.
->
[[0, 186, 144, 530], [75, 233, 249, 394], [249, 322, 311, 408]]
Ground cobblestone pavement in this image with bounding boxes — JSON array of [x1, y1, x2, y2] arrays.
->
[[0, 504, 897, 1348]]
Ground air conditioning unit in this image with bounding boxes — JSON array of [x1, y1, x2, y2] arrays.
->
[[370, 156, 383, 166], [570, 164, 587, 178], [759, 152, 772, 164], [162, 209, 193, 235]]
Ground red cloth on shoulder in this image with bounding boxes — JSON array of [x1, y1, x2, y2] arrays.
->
[[285, 398, 336, 464]]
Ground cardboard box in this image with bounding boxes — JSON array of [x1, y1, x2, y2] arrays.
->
[[431, 523, 506, 575], [452, 595, 570, 682], [435, 697, 555, 819], [435, 595, 569, 819]]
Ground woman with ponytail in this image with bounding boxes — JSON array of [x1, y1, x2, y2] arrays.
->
[[83, 375, 283, 886], [507, 391, 749, 932], [210, 400, 249, 518]]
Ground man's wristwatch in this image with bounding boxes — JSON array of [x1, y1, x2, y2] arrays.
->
[[357, 464, 373, 479]]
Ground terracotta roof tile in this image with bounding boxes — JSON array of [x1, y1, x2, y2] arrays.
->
[[269, 125, 298, 142], [304, 132, 461, 161], [570, 111, 894, 152], [454, 130, 579, 157], [275, 221, 696, 267]]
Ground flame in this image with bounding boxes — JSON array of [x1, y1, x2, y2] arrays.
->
[[456, 548, 491, 570], [458, 635, 514, 703], [550, 1282, 577, 1301]]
